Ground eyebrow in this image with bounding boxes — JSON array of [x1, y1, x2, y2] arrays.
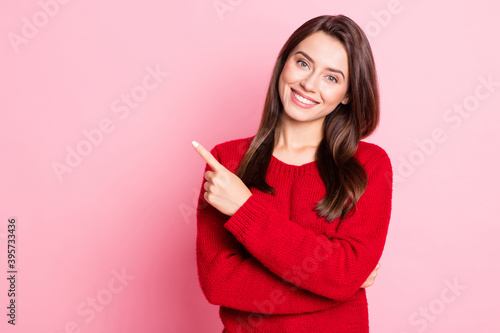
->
[[294, 51, 345, 80]]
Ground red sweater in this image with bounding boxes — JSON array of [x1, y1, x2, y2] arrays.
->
[[196, 135, 393, 333]]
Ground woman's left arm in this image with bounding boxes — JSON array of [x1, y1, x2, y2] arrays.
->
[[223, 148, 393, 302]]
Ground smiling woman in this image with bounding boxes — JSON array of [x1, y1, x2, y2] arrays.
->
[[194, 14, 392, 333]]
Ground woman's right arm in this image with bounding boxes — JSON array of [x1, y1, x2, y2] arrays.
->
[[195, 150, 340, 315]]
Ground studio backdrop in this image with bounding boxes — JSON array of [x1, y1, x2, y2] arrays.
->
[[1, 0, 499, 332]]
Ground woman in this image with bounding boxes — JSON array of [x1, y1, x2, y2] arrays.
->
[[192, 14, 392, 332]]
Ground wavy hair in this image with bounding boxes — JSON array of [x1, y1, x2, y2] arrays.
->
[[235, 15, 380, 222]]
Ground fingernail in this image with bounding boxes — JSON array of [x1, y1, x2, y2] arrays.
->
[[192, 140, 199, 148]]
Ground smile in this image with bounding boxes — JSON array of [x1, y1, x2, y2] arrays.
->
[[291, 88, 319, 107]]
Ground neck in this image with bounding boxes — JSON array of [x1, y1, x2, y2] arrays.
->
[[274, 116, 324, 152]]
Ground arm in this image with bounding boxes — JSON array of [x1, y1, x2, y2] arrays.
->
[[196, 148, 340, 314], [223, 148, 393, 302]]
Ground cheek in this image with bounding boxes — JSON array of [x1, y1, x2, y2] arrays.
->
[[279, 67, 293, 96], [323, 87, 348, 106], [278, 75, 285, 100], [281, 62, 299, 83]]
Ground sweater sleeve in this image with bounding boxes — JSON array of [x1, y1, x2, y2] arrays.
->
[[223, 147, 393, 302], [195, 147, 340, 314]]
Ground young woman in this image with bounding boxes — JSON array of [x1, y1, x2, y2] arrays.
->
[[192, 14, 392, 333]]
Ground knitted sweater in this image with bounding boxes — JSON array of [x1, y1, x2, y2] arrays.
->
[[195, 135, 393, 333]]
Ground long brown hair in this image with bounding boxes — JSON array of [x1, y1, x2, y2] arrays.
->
[[235, 15, 380, 222]]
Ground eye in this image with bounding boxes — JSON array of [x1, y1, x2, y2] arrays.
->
[[297, 60, 309, 68], [326, 75, 337, 83]]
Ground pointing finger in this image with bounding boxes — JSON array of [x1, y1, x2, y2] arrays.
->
[[192, 140, 224, 172]]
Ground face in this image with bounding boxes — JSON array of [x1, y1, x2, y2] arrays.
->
[[278, 31, 350, 124]]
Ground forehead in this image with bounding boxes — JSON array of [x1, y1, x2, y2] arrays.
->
[[291, 31, 348, 72]]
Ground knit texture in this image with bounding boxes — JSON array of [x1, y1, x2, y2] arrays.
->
[[196, 135, 393, 333]]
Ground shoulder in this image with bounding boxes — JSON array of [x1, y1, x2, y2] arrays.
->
[[212, 135, 254, 154], [210, 135, 255, 172], [354, 141, 392, 172]]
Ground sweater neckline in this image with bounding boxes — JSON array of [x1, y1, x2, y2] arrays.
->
[[269, 154, 317, 176]]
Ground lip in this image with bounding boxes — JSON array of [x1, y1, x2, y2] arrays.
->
[[291, 89, 318, 103], [290, 88, 319, 109]]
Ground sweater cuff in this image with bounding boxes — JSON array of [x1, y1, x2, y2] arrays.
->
[[224, 193, 269, 241]]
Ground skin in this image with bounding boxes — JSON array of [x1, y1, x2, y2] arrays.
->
[[191, 29, 381, 290]]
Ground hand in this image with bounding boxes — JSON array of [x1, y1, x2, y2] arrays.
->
[[360, 263, 381, 288], [192, 140, 253, 216]]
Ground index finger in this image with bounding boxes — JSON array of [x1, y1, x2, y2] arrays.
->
[[192, 140, 223, 172]]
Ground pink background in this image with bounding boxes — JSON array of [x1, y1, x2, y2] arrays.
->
[[1, 0, 499, 332]]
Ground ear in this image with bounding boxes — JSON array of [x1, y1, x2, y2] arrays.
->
[[341, 93, 350, 105]]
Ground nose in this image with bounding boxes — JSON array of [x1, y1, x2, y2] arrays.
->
[[300, 71, 319, 92]]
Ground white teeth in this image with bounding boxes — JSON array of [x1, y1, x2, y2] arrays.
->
[[292, 90, 317, 105]]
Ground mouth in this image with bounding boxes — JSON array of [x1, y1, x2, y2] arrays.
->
[[291, 88, 319, 107]]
